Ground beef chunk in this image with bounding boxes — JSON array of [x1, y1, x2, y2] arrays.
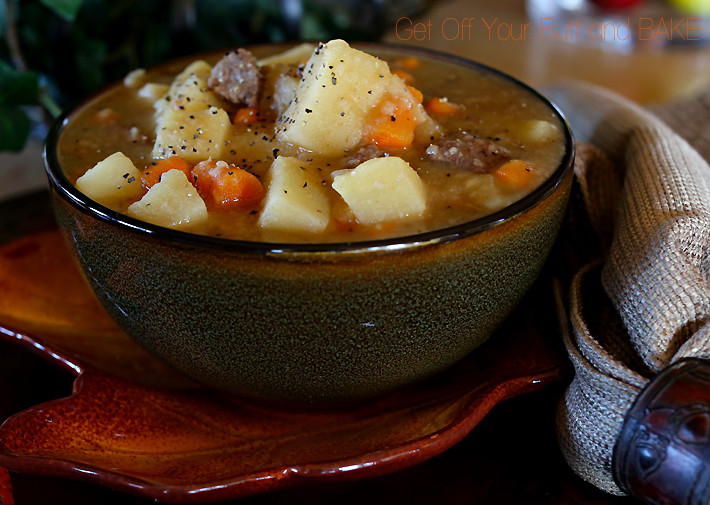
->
[[344, 144, 387, 168], [426, 131, 510, 173], [208, 49, 262, 108]]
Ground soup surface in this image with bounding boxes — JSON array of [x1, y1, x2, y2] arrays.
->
[[58, 40, 566, 243]]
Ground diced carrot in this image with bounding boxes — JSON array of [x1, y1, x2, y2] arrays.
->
[[407, 85, 424, 105], [142, 157, 193, 188], [192, 160, 264, 208], [392, 69, 415, 85], [233, 107, 260, 125], [424, 97, 463, 116], [367, 96, 419, 149], [394, 56, 421, 70], [494, 160, 536, 190]]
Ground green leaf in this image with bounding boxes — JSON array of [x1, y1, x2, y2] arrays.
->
[[71, 28, 107, 92], [0, 106, 32, 152], [0, 61, 39, 106], [40, 0, 84, 22]]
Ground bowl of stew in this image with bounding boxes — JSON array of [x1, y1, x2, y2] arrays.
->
[[44, 40, 574, 403]]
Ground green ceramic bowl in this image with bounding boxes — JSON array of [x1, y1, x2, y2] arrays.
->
[[44, 44, 574, 404]]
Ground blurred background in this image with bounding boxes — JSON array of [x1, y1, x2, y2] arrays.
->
[[1, 0, 709, 195]]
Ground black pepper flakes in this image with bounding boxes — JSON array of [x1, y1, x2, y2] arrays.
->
[[305, 108, 312, 114]]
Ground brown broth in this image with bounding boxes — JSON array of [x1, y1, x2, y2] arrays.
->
[[57, 45, 566, 243]]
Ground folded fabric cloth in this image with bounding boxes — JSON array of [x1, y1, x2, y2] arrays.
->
[[541, 81, 710, 495]]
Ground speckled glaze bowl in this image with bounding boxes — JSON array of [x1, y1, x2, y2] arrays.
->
[[43, 44, 574, 404]]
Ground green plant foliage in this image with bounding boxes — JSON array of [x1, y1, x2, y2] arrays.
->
[[39, 0, 83, 21], [0, 61, 38, 151], [0, 105, 31, 151], [0, 61, 38, 104]]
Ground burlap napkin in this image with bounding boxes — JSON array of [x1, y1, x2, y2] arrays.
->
[[542, 81, 710, 495]]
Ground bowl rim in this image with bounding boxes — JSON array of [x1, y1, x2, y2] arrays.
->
[[43, 41, 575, 256]]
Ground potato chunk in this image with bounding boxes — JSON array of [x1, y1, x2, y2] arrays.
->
[[152, 60, 234, 162], [138, 82, 170, 101], [167, 71, 226, 113], [153, 106, 231, 163], [127, 169, 208, 230], [514, 120, 560, 144], [332, 156, 426, 224], [276, 39, 424, 156], [75, 152, 145, 207], [258, 157, 330, 233], [154, 60, 218, 115], [258, 43, 316, 67]]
